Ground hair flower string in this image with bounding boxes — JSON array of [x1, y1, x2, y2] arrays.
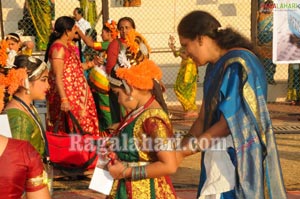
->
[[0, 40, 8, 67], [217, 26, 226, 32], [118, 50, 131, 68], [110, 30, 161, 91], [105, 19, 119, 39], [125, 29, 151, 57]]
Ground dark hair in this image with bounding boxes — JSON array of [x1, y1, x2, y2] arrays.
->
[[178, 10, 255, 52], [74, 7, 83, 15], [6, 33, 21, 43], [117, 17, 136, 30], [14, 55, 46, 81], [44, 16, 75, 62], [102, 25, 111, 34], [86, 28, 97, 41]]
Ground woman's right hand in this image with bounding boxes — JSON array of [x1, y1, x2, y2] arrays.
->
[[61, 101, 71, 112]]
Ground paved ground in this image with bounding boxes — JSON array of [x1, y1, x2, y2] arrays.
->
[[51, 103, 300, 199]]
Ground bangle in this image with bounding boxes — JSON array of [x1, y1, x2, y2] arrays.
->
[[140, 165, 147, 179], [122, 166, 129, 179], [131, 166, 147, 181]]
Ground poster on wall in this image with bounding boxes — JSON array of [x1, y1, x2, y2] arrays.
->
[[273, 0, 300, 64]]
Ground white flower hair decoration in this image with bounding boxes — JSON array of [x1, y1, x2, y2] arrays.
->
[[118, 49, 131, 68]]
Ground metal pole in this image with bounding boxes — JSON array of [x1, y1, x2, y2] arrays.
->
[[251, 0, 259, 47], [0, 0, 4, 39], [102, 0, 109, 23]]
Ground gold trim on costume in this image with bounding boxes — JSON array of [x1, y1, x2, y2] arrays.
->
[[131, 178, 151, 198], [224, 56, 266, 144], [27, 170, 48, 187], [133, 109, 173, 161]]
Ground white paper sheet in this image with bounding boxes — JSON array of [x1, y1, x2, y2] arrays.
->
[[89, 167, 114, 195], [0, 114, 12, 138]]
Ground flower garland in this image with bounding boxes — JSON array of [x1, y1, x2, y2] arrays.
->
[[105, 19, 119, 40], [116, 59, 162, 90], [0, 85, 5, 112], [114, 30, 160, 90], [0, 40, 27, 112], [0, 40, 8, 67], [125, 29, 151, 56]]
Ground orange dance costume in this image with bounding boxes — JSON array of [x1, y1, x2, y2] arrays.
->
[[47, 43, 100, 135]]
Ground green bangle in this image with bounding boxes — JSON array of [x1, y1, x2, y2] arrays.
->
[[122, 166, 129, 179], [140, 165, 147, 179]]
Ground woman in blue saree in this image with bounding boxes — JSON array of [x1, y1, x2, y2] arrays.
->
[[176, 11, 287, 199]]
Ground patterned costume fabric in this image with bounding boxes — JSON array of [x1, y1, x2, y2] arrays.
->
[[47, 42, 100, 135], [109, 109, 176, 199], [6, 108, 45, 156], [174, 57, 198, 112], [198, 49, 286, 199], [0, 138, 47, 198], [88, 41, 112, 131]]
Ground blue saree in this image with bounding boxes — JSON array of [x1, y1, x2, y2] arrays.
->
[[198, 49, 287, 199]]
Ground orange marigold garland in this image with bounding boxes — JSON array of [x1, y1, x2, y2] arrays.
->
[[6, 68, 27, 95], [116, 59, 162, 90], [0, 39, 27, 112], [105, 19, 119, 40], [125, 29, 151, 55], [0, 73, 8, 86], [0, 40, 8, 67], [0, 85, 5, 112]]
